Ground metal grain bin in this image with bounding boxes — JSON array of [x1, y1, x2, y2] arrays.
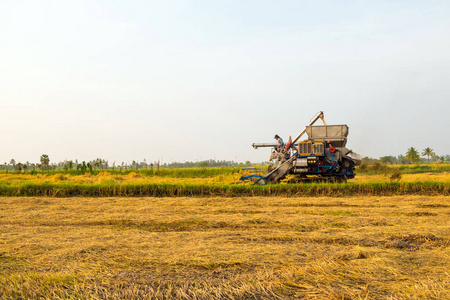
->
[[305, 125, 349, 147]]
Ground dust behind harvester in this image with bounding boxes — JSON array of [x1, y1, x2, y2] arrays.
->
[[243, 111, 361, 185]]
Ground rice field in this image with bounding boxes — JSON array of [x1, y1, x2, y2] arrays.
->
[[0, 195, 449, 299], [1, 165, 449, 299], [1, 169, 450, 197]]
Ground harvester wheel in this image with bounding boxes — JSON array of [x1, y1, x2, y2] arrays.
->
[[335, 177, 347, 183]]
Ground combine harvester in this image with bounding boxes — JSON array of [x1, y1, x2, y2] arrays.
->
[[241, 111, 361, 185]]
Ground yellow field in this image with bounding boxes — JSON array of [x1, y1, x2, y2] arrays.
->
[[0, 172, 236, 186], [1, 195, 449, 299], [352, 172, 450, 183], [1, 171, 450, 187]]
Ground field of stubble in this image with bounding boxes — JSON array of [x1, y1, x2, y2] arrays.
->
[[1, 195, 449, 299]]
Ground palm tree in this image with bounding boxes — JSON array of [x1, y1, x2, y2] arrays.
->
[[421, 147, 435, 164], [94, 158, 101, 170], [406, 147, 420, 164], [10, 159, 16, 170], [436, 155, 445, 164], [40, 154, 50, 170]]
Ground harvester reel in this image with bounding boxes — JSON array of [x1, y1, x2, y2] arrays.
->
[[235, 167, 264, 184]]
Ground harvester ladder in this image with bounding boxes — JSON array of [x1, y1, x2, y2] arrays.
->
[[256, 155, 297, 185]]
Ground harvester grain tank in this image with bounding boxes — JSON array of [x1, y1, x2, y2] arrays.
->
[[247, 111, 361, 185]]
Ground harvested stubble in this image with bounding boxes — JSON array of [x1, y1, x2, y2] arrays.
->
[[0, 195, 449, 299]]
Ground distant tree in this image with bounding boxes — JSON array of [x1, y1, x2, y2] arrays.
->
[[397, 155, 407, 164], [94, 158, 101, 170], [40, 154, 50, 170], [198, 161, 209, 168], [421, 147, 435, 164], [63, 160, 69, 171], [10, 159, 16, 170], [379, 156, 396, 164], [361, 157, 379, 164], [406, 147, 420, 164]]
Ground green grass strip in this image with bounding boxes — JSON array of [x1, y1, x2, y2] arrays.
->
[[0, 182, 449, 197]]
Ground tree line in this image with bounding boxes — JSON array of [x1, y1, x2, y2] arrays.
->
[[0, 155, 253, 172], [1, 147, 447, 173], [367, 147, 447, 165]]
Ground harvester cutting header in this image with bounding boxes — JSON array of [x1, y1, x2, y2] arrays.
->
[[240, 111, 361, 185]]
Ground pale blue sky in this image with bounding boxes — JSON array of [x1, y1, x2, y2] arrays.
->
[[1, 1, 450, 164]]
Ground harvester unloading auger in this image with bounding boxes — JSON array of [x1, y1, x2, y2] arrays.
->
[[240, 111, 361, 185]]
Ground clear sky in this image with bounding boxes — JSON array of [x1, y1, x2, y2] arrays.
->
[[1, 0, 450, 164]]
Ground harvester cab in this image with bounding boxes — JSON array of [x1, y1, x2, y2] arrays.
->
[[244, 111, 361, 185]]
